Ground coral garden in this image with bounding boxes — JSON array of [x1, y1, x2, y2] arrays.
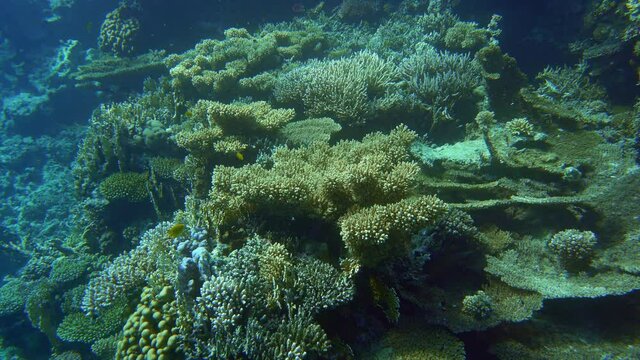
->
[[1, 0, 640, 359]]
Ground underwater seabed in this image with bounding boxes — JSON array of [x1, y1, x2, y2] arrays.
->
[[1, 0, 640, 359]]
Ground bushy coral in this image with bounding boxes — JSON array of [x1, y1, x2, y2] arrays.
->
[[444, 21, 489, 50], [462, 290, 494, 319], [98, 3, 141, 56], [98, 172, 149, 203], [48, 255, 93, 285], [0, 277, 30, 317], [505, 118, 535, 137], [82, 222, 177, 315], [337, 0, 382, 22], [73, 79, 178, 195], [205, 125, 419, 227], [548, 229, 598, 263], [57, 297, 130, 344], [91, 335, 119, 360], [274, 50, 399, 125], [182, 237, 353, 359], [340, 195, 447, 266]]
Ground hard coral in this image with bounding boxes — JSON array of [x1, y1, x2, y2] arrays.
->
[[548, 229, 598, 263]]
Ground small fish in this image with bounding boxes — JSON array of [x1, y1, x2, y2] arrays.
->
[[167, 223, 186, 238], [85, 21, 94, 33], [235, 152, 244, 161], [185, 110, 193, 117]]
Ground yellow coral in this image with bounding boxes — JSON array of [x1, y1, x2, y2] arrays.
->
[[116, 285, 180, 360]]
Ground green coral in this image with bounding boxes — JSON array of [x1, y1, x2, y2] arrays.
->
[[274, 50, 399, 125], [461, 290, 494, 319], [183, 237, 352, 359], [278, 117, 342, 146], [116, 285, 181, 360], [486, 235, 640, 299], [339, 195, 447, 266], [204, 125, 419, 227], [98, 3, 140, 56], [0, 277, 30, 317], [443, 21, 489, 50], [166, 25, 326, 97], [400, 43, 483, 125], [91, 335, 119, 360], [191, 100, 295, 134], [57, 297, 130, 344], [367, 321, 466, 360], [99, 172, 149, 203], [548, 229, 598, 264], [49, 255, 92, 285], [82, 222, 177, 315]]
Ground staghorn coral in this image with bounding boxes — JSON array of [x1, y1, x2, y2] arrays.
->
[[274, 50, 399, 125], [400, 43, 483, 126]]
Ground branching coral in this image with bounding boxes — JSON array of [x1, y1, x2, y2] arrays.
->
[[400, 43, 483, 125], [98, 172, 149, 203], [182, 237, 353, 359], [190, 100, 295, 135], [82, 222, 178, 315], [166, 26, 326, 97], [204, 125, 419, 227], [339, 195, 447, 266], [274, 50, 399, 125]]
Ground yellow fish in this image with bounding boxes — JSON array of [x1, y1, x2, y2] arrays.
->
[[235, 152, 244, 161], [167, 223, 186, 238]]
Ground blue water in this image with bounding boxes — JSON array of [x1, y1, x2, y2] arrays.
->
[[1, 0, 639, 359]]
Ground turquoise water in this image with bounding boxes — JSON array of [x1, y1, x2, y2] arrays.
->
[[0, 0, 639, 359]]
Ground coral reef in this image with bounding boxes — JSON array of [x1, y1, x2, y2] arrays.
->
[[1, 1, 639, 359], [98, 3, 141, 57]]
